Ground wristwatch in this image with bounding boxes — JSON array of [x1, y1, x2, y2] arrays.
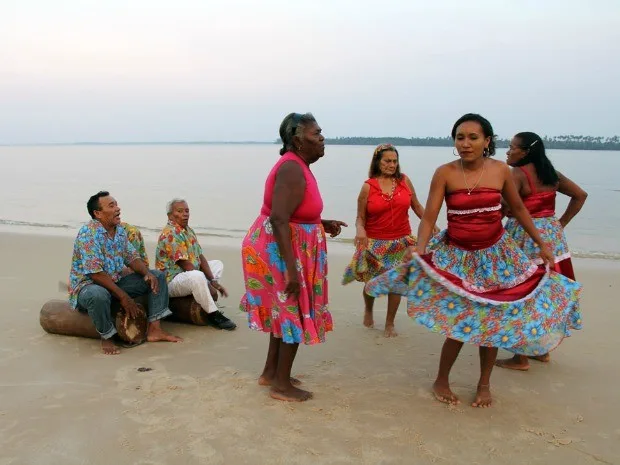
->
[[210, 279, 219, 285]]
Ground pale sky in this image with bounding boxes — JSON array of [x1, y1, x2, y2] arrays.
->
[[1, 0, 619, 143]]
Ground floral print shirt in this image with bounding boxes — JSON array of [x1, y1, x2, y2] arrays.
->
[[68, 220, 140, 308], [122, 222, 149, 267], [155, 220, 203, 283]]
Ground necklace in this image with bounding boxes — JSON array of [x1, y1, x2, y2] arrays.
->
[[460, 158, 486, 195], [379, 177, 397, 201]]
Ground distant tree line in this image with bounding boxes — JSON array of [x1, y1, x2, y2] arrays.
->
[[315, 135, 620, 151]]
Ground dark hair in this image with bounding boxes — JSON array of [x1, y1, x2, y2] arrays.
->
[[512, 132, 559, 186], [87, 191, 110, 219], [451, 113, 496, 157], [368, 144, 402, 179], [279, 112, 317, 155]]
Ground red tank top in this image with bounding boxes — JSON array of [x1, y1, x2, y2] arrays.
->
[[260, 152, 323, 224], [364, 177, 412, 240], [507, 166, 556, 218]]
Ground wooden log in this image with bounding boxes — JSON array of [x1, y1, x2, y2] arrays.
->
[[168, 296, 209, 326], [40, 297, 148, 344]]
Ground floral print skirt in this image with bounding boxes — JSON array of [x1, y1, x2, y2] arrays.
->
[[342, 235, 416, 284], [364, 230, 582, 356], [505, 216, 575, 279], [240, 215, 332, 345]]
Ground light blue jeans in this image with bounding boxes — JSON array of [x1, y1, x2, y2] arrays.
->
[[77, 270, 172, 339]]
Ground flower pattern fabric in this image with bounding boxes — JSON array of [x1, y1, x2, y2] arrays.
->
[[365, 255, 582, 356], [122, 222, 149, 267], [68, 220, 140, 308], [364, 189, 582, 356], [428, 230, 539, 293], [505, 217, 570, 264], [240, 215, 332, 345], [342, 235, 416, 284], [155, 221, 203, 283]]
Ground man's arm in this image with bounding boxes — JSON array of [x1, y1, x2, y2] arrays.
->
[[199, 254, 216, 281]]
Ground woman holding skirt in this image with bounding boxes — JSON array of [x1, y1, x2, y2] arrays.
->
[[496, 132, 587, 371], [365, 114, 582, 407]]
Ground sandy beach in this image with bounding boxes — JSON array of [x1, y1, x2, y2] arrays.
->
[[0, 231, 618, 465]]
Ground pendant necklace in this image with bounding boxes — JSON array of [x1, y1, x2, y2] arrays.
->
[[461, 158, 486, 195]]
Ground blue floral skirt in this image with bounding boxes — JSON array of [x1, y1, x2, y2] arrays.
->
[[365, 231, 582, 356]]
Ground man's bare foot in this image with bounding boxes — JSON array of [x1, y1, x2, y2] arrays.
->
[[258, 376, 301, 387], [101, 339, 120, 355], [269, 385, 313, 402], [472, 384, 492, 408], [495, 355, 529, 371], [384, 324, 398, 338], [528, 353, 551, 363], [363, 310, 374, 328], [147, 326, 183, 343], [433, 380, 459, 405]]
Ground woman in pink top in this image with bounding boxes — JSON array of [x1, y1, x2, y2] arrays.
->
[[240, 113, 347, 402]]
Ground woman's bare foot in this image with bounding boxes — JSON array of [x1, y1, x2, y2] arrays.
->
[[384, 324, 398, 338], [258, 375, 301, 387], [147, 324, 183, 343], [101, 339, 120, 355], [269, 385, 313, 402], [495, 355, 529, 371], [472, 384, 492, 408], [433, 380, 459, 405], [363, 310, 374, 328], [528, 353, 551, 363]]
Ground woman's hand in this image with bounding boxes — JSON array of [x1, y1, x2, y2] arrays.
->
[[284, 270, 301, 299], [539, 245, 555, 268], [323, 220, 348, 238], [355, 226, 368, 249], [404, 246, 416, 261], [431, 225, 440, 236]]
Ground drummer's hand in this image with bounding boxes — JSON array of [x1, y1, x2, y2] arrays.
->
[[144, 272, 159, 294], [120, 295, 140, 319]]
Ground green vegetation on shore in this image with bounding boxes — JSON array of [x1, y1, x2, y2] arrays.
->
[[321, 135, 620, 151]]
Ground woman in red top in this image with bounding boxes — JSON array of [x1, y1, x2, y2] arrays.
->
[[343, 144, 436, 337], [496, 131, 587, 371]]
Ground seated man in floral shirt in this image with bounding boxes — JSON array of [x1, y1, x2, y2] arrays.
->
[[156, 198, 236, 331], [69, 191, 182, 355]]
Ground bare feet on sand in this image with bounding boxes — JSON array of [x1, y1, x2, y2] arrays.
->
[[384, 324, 398, 338], [472, 384, 492, 408], [363, 310, 374, 329], [433, 380, 460, 405], [258, 376, 302, 387], [147, 326, 183, 343], [101, 339, 120, 355], [529, 353, 551, 363], [495, 355, 529, 371], [269, 385, 313, 402]]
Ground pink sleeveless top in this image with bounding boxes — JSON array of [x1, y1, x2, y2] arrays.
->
[[260, 152, 323, 224]]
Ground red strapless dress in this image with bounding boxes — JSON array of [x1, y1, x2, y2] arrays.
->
[[365, 188, 582, 356], [505, 166, 575, 279]]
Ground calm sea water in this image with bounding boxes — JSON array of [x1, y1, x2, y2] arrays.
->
[[0, 144, 618, 259]]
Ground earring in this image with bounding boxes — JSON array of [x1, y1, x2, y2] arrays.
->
[[483, 148, 489, 157], [453, 148, 459, 157]]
